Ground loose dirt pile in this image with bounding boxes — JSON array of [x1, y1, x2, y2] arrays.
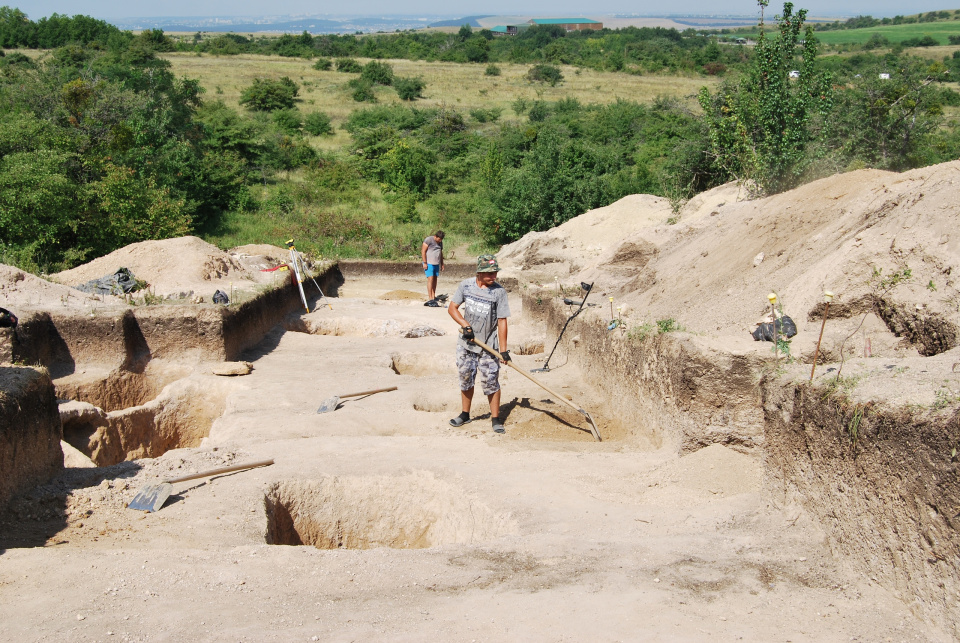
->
[[51, 237, 294, 300], [499, 162, 960, 362], [0, 265, 124, 312]]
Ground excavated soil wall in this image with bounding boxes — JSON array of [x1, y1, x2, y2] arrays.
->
[[526, 293, 958, 637], [762, 381, 960, 639], [0, 367, 62, 509], [523, 293, 766, 452], [11, 264, 344, 378]]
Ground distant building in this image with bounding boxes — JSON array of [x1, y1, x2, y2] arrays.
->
[[490, 18, 602, 36], [527, 18, 603, 32], [490, 24, 530, 36]]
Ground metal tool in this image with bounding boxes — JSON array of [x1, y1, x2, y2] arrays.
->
[[286, 239, 333, 312], [532, 281, 594, 373], [127, 459, 274, 513], [317, 386, 398, 414], [472, 338, 601, 442]]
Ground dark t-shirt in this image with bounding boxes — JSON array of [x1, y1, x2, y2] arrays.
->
[[452, 278, 510, 354], [423, 236, 443, 265]]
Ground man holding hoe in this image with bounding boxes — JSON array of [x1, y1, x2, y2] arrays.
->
[[447, 254, 511, 433], [421, 230, 445, 304]]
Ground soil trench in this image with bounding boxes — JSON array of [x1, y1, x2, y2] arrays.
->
[[0, 262, 956, 642]]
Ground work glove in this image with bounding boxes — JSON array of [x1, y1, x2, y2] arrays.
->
[[461, 326, 475, 341], [500, 350, 511, 363]]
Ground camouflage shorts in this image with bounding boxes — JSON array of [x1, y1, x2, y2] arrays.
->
[[456, 344, 500, 395]]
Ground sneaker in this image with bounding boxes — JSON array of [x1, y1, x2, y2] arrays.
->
[[424, 299, 440, 307], [449, 413, 470, 427], [491, 417, 505, 434]]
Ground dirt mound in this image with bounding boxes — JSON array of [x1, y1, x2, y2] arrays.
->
[[500, 162, 960, 361], [0, 264, 124, 313], [51, 237, 260, 298]]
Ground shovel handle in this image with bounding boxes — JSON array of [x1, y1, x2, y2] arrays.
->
[[165, 459, 274, 485], [470, 340, 582, 414], [338, 386, 398, 399]]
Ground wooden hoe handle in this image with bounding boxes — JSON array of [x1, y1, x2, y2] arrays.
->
[[471, 339, 583, 415], [339, 386, 399, 399], [165, 459, 275, 485]]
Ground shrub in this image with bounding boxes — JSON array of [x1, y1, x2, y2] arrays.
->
[[485, 64, 501, 76], [395, 76, 426, 100], [512, 96, 530, 115], [336, 58, 362, 73], [703, 62, 727, 75], [304, 111, 334, 135], [272, 108, 303, 135], [238, 77, 299, 111], [361, 60, 394, 85], [349, 78, 377, 102], [526, 63, 564, 86], [863, 33, 890, 49], [312, 57, 332, 71], [901, 35, 939, 47], [470, 107, 503, 123], [528, 100, 549, 122]]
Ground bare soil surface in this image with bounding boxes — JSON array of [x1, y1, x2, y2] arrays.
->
[[3, 161, 960, 640], [48, 237, 310, 303], [0, 266, 951, 641]]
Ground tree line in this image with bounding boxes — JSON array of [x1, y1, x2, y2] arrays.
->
[[1, 4, 959, 272]]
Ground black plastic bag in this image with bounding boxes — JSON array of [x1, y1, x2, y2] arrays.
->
[[0, 307, 17, 328], [752, 315, 797, 342], [213, 290, 229, 305], [74, 267, 140, 296]]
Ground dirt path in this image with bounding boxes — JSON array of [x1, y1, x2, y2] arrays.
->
[[0, 272, 950, 642]]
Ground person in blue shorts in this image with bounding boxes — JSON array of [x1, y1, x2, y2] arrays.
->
[[421, 230, 445, 303], [447, 254, 511, 434]]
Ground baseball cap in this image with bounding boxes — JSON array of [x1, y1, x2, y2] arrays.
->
[[476, 254, 500, 272]]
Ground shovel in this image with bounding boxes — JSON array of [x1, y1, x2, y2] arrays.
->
[[471, 339, 602, 442], [127, 459, 274, 513], [317, 386, 397, 414]]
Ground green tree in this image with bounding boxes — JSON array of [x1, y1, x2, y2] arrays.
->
[[394, 76, 426, 101], [526, 63, 564, 86], [92, 163, 191, 250], [361, 60, 394, 85], [698, 2, 832, 194], [239, 77, 300, 111], [304, 111, 333, 135], [831, 59, 950, 170]]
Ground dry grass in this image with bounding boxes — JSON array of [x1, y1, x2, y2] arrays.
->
[[162, 53, 715, 150]]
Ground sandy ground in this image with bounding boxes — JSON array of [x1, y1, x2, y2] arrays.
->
[[0, 270, 951, 642], [3, 161, 960, 640]]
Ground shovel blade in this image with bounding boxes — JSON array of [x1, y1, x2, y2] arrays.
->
[[316, 395, 340, 414], [127, 482, 173, 512]]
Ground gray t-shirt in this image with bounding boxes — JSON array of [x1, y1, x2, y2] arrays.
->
[[452, 278, 510, 354], [423, 236, 443, 265]]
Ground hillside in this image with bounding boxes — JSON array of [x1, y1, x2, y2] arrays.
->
[[499, 162, 960, 368]]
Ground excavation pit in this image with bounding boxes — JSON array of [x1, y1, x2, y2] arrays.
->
[[263, 473, 515, 550], [389, 352, 455, 377], [59, 375, 233, 467]]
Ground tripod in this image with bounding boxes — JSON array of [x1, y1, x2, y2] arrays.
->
[[531, 281, 594, 373], [286, 239, 333, 312]]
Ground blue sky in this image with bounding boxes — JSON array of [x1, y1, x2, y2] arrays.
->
[[15, 0, 951, 19]]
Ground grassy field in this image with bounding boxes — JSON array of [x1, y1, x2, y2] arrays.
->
[[733, 21, 960, 47], [162, 53, 716, 151], [814, 21, 960, 46], [156, 54, 719, 260]]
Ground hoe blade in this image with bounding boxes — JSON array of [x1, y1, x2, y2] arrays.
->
[[316, 395, 341, 414], [127, 482, 173, 513]]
